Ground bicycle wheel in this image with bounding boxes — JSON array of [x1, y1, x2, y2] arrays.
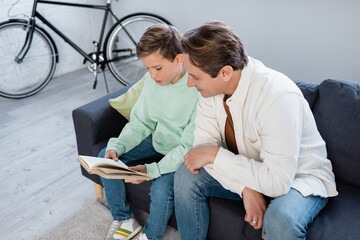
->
[[0, 20, 57, 99], [105, 13, 170, 86]]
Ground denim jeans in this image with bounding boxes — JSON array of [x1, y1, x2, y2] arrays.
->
[[99, 136, 175, 240], [174, 165, 328, 240]]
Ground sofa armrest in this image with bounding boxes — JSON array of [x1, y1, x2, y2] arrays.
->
[[72, 85, 131, 157]]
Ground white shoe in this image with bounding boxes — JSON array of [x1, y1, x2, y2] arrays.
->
[[133, 231, 149, 240], [106, 218, 143, 240]]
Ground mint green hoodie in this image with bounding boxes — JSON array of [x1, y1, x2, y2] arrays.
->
[[106, 72, 198, 179]]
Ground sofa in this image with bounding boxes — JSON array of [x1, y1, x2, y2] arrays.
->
[[72, 78, 360, 239]]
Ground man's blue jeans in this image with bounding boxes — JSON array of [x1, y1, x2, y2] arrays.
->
[[99, 136, 174, 240], [174, 165, 328, 240]]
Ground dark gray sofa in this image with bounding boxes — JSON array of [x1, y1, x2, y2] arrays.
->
[[72, 78, 360, 239]]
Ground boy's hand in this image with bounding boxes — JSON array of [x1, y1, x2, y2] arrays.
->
[[184, 146, 219, 174], [104, 150, 119, 162], [125, 165, 147, 184]]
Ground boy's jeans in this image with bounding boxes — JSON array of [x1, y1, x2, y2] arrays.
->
[[174, 165, 328, 240], [99, 136, 174, 240]]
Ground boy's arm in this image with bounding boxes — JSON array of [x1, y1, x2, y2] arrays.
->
[[106, 84, 156, 156], [145, 105, 197, 179]]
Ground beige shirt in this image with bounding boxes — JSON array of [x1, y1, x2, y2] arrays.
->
[[194, 57, 338, 198]]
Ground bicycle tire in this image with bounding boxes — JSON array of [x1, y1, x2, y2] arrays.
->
[[0, 20, 57, 99], [104, 13, 170, 86]]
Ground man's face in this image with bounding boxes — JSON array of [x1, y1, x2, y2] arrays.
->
[[183, 54, 224, 98], [141, 51, 181, 86]]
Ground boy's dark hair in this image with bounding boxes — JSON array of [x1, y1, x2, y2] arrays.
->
[[181, 21, 248, 78], [136, 24, 182, 61]]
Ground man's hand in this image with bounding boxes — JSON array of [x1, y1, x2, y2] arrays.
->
[[184, 146, 220, 174], [124, 165, 147, 184], [242, 187, 267, 229], [104, 150, 119, 161]]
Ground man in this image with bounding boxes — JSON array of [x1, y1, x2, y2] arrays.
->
[[174, 21, 338, 240]]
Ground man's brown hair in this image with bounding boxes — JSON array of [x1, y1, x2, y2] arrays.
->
[[136, 24, 182, 61], [181, 21, 248, 78]]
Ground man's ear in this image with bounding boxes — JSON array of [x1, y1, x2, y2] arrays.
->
[[175, 54, 184, 66], [220, 65, 233, 82]]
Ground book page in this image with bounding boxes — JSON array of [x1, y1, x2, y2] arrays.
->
[[91, 168, 152, 180], [78, 155, 128, 170], [77, 155, 151, 180]]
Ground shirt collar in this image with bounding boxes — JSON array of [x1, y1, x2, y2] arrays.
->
[[227, 56, 253, 107]]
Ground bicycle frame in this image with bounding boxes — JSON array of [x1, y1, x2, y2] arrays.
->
[[17, 0, 136, 67]]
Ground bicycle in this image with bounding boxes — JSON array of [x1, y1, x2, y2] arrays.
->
[[0, 0, 170, 99]]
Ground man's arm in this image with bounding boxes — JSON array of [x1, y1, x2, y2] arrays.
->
[[186, 96, 266, 229], [192, 96, 223, 147], [213, 93, 304, 197]]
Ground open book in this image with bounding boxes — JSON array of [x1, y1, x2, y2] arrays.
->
[[77, 155, 152, 180]]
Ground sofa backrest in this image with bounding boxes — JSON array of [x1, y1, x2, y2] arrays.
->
[[293, 80, 319, 110], [312, 79, 360, 188]]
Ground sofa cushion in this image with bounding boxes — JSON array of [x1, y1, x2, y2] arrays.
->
[[109, 76, 145, 121], [313, 79, 360, 187], [307, 183, 360, 239], [293, 80, 319, 110]]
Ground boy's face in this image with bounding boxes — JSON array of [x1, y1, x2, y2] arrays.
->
[[141, 51, 183, 86], [184, 54, 226, 98]]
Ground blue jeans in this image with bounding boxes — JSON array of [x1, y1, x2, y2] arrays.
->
[[99, 136, 175, 240], [174, 165, 328, 240]]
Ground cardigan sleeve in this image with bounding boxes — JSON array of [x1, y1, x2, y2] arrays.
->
[[193, 96, 223, 147]]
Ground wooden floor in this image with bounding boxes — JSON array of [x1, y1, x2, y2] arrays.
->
[[0, 68, 124, 240]]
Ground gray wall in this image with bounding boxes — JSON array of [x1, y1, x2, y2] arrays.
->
[[1, 0, 359, 84], [113, 0, 360, 84]]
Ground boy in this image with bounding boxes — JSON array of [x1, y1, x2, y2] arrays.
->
[[99, 24, 198, 240]]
